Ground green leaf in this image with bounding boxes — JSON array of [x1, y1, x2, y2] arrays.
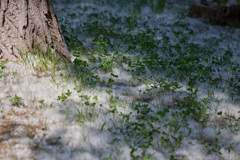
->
[[108, 78, 114, 84], [101, 122, 106, 131], [110, 105, 117, 109], [65, 89, 72, 96], [91, 102, 96, 107], [85, 101, 90, 106], [144, 157, 153, 160], [217, 111, 222, 115], [110, 73, 118, 78], [170, 155, 176, 160], [93, 96, 98, 100], [38, 100, 44, 104]]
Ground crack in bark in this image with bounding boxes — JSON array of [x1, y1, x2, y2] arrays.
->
[[23, 0, 29, 30], [2, 10, 5, 26], [5, 14, 19, 31]]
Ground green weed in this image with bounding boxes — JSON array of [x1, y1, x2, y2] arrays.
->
[[10, 95, 23, 106]]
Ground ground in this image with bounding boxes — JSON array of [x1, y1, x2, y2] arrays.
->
[[0, 0, 240, 159]]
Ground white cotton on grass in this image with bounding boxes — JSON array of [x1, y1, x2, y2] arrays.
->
[[231, 134, 240, 152], [202, 126, 216, 139], [0, 138, 34, 159], [213, 102, 240, 118], [65, 126, 112, 149], [187, 120, 200, 137], [221, 149, 240, 160], [152, 152, 166, 160], [1, 0, 240, 159], [72, 152, 100, 160], [116, 145, 132, 160], [0, 60, 126, 158], [43, 108, 67, 124], [176, 139, 220, 160], [2, 62, 62, 106], [41, 124, 115, 159]]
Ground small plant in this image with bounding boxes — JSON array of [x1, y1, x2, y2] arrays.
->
[[10, 95, 23, 106], [38, 99, 44, 104], [65, 89, 72, 96], [0, 61, 7, 79], [0, 61, 7, 69], [57, 89, 72, 102], [17, 42, 61, 78], [57, 93, 68, 102], [150, 0, 166, 13]]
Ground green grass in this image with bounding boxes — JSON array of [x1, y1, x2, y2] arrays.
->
[[55, 0, 240, 158], [17, 43, 61, 79], [0, 61, 7, 79], [5, 0, 240, 159], [9, 95, 23, 106]]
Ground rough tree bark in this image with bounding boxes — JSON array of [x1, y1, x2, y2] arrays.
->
[[0, 0, 71, 62]]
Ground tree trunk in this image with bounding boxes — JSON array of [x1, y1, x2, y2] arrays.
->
[[188, 1, 240, 28], [0, 0, 71, 62]]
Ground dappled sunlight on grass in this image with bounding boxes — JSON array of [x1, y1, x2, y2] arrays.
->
[[0, 0, 240, 159]]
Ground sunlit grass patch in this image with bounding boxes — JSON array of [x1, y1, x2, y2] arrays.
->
[[16, 43, 62, 79]]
